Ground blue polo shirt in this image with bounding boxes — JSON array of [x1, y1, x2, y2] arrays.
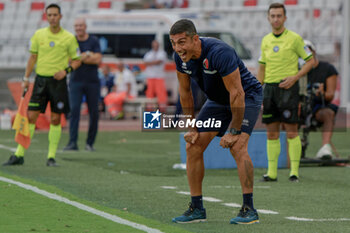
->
[[70, 35, 101, 83], [175, 37, 261, 105]]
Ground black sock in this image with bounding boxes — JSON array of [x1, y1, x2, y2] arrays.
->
[[243, 193, 254, 209], [191, 195, 203, 209]]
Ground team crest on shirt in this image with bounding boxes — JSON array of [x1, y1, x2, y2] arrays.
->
[[57, 102, 64, 110], [283, 110, 291, 119], [202, 58, 217, 74], [49, 41, 55, 47], [203, 58, 209, 69], [273, 46, 279, 52]]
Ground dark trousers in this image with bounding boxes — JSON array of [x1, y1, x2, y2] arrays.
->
[[68, 81, 100, 146]]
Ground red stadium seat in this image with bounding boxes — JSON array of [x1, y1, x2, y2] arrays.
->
[[31, 2, 45, 11], [98, 1, 111, 9], [284, 0, 298, 5], [0, 3, 4, 11], [181, 0, 189, 8], [313, 9, 321, 18], [243, 0, 257, 7]]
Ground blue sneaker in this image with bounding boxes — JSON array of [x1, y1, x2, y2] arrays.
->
[[230, 205, 259, 224], [172, 203, 206, 223]]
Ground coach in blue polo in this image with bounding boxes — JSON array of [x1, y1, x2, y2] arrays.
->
[[64, 18, 102, 152], [170, 19, 262, 224]]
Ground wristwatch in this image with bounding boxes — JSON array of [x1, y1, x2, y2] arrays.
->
[[229, 128, 241, 135]]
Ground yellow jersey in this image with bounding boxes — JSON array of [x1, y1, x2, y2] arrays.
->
[[259, 29, 312, 83], [30, 27, 80, 76]]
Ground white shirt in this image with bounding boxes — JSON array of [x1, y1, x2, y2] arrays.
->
[[114, 68, 137, 97], [143, 49, 167, 79]]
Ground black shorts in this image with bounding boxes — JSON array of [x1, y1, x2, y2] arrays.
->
[[312, 102, 338, 115], [197, 87, 263, 136], [28, 75, 70, 114], [262, 83, 299, 124]]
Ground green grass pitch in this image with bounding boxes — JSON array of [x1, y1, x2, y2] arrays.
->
[[0, 129, 349, 233]]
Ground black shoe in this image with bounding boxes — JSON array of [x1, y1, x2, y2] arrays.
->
[[85, 144, 95, 152], [63, 143, 79, 151], [3, 155, 24, 166], [260, 174, 277, 182], [47, 158, 58, 167], [289, 175, 299, 182]]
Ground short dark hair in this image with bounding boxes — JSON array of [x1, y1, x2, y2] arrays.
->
[[46, 3, 61, 14], [268, 3, 286, 15], [169, 19, 197, 37]]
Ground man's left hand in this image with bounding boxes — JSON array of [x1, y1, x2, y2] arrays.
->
[[220, 134, 239, 148], [53, 70, 67, 80], [279, 76, 298, 89]]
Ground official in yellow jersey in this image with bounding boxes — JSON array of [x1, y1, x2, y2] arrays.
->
[[3, 4, 81, 167], [258, 3, 314, 182]]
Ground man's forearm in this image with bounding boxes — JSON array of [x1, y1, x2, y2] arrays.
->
[[179, 91, 195, 119], [257, 64, 265, 84], [82, 53, 102, 65], [145, 60, 163, 66], [24, 55, 37, 78], [324, 92, 335, 102], [229, 91, 245, 130], [296, 58, 315, 80], [70, 59, 82, 70]]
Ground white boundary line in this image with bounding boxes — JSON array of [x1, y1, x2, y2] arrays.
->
[[222, 203, 241, 208], [0, 144, 79, 154], [176, 191, 222, 202], [286, 216, 350, 222], [0, 144, 16, 152], [222, 203, 279, 214], [172, 188, 279, 214], [0, 176, 163, 233], [209, 185, 271, 189], [160, 186, 177, 189], [164, 187, 350, 220]]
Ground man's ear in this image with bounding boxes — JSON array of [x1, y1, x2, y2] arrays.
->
[[193, 34, 200, 42]]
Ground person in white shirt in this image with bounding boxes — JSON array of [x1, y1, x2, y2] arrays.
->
[[143, 40, 168, 110], [104, 61, 137, 120]]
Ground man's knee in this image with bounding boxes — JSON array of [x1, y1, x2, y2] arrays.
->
[[286, 131, 299, 139], [51, 113, 61, 125], [230, 140, 247, 161], [266, 122, 280, 140], [284, 123, 298, 139], [186, 143, 205, 155], [186, 143, 206, 163], [316, 108, 335, 123], [267, 131, 280, 140], [28, 110, 40, 124]]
